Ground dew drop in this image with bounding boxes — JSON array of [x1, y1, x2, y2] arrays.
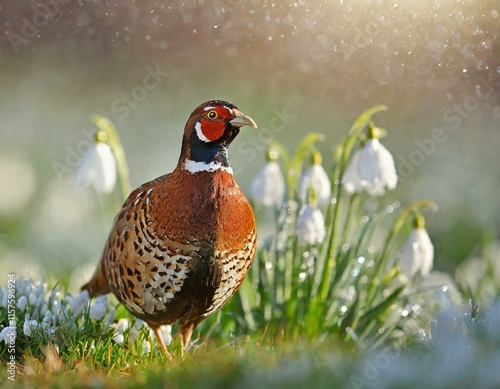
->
[[357, 256, 365, 264], [476, 60, 489, 71], [145, 35, 151, 41], [401, 309, 409, 317], [492, 9, 498, 18]]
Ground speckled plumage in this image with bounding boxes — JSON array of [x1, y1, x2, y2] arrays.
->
[[82, 101, 257, 357]]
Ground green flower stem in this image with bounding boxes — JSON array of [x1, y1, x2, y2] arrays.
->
[[317, 180, 344, 302], [92, 115, 131, 202], [341, 194, 360, 247], [313, 106, 388, 302], [283, 240, 295, 303]]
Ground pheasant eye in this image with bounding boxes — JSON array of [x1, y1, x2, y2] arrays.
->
[[207, 110, 218, 120]]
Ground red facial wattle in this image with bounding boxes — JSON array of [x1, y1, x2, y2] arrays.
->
[[199, 118, 226, 142], [199, 106, 234, 142]]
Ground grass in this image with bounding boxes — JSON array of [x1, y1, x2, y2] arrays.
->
[[1, 107, 500, 388]]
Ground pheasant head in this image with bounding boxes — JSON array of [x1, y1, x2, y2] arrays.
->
[[179, 100, 257, 174]]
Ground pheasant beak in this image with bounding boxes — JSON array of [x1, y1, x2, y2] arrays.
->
[[230, 109, 258, 128]]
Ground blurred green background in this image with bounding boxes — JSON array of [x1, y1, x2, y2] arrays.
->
[[0, 0, 499, 290]]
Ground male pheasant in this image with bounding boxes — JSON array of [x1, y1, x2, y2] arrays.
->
[[82, 100, 257, 357]]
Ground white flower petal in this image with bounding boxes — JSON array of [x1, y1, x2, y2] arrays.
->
[[23, 318, 31, 337], [299, 164, 332, 208], [113, 333, 125, 344], [28, 292, 38, 307], [358, 139, 384, 189], [250, 161, 285, 208], [342, 150, 363, 194], [399, 228, 434, 277], [43, 310, 53, 324], [71, 290, 90, 316], [344, 139, 398, 196], [129, 327, 139, 343], [376, 142, 398, 190], [161, 325, 173, 346], [0, 326, 16, 343], [17, 295, 28, 312], [116, 318, 129, 334], [296, 205, 326, 246], [89, 295, 108, 321], [142, 340, 151, 355], [74, 143, 117, 194]]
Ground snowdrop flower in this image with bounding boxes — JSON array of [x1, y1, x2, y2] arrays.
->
[[40, 303, 48, 316], [113, 333, 125, 344], [74, 131, 117, 194], [0, 326, 16, 344], [115, 319, 129, 335], [129, 326, 139, 343], [296, 204, 326, 246], [250, 148, 285, 208], [142, 340, 151, 355], [17, 295, 28, 312], [28, 292, 38, 307], [89, 295, 108, 321], [399, 216, 434, 277], [43, 310, 53, 325], [70, 290, 90, 316], [342, 128, 397, 196], [23, 315, 39, 337], [161, 325, 173, 346], [23, 316, 32, 337], [299, 152, 331, 208]]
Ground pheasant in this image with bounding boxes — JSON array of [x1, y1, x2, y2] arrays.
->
[[82, 100, 258, 357]]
